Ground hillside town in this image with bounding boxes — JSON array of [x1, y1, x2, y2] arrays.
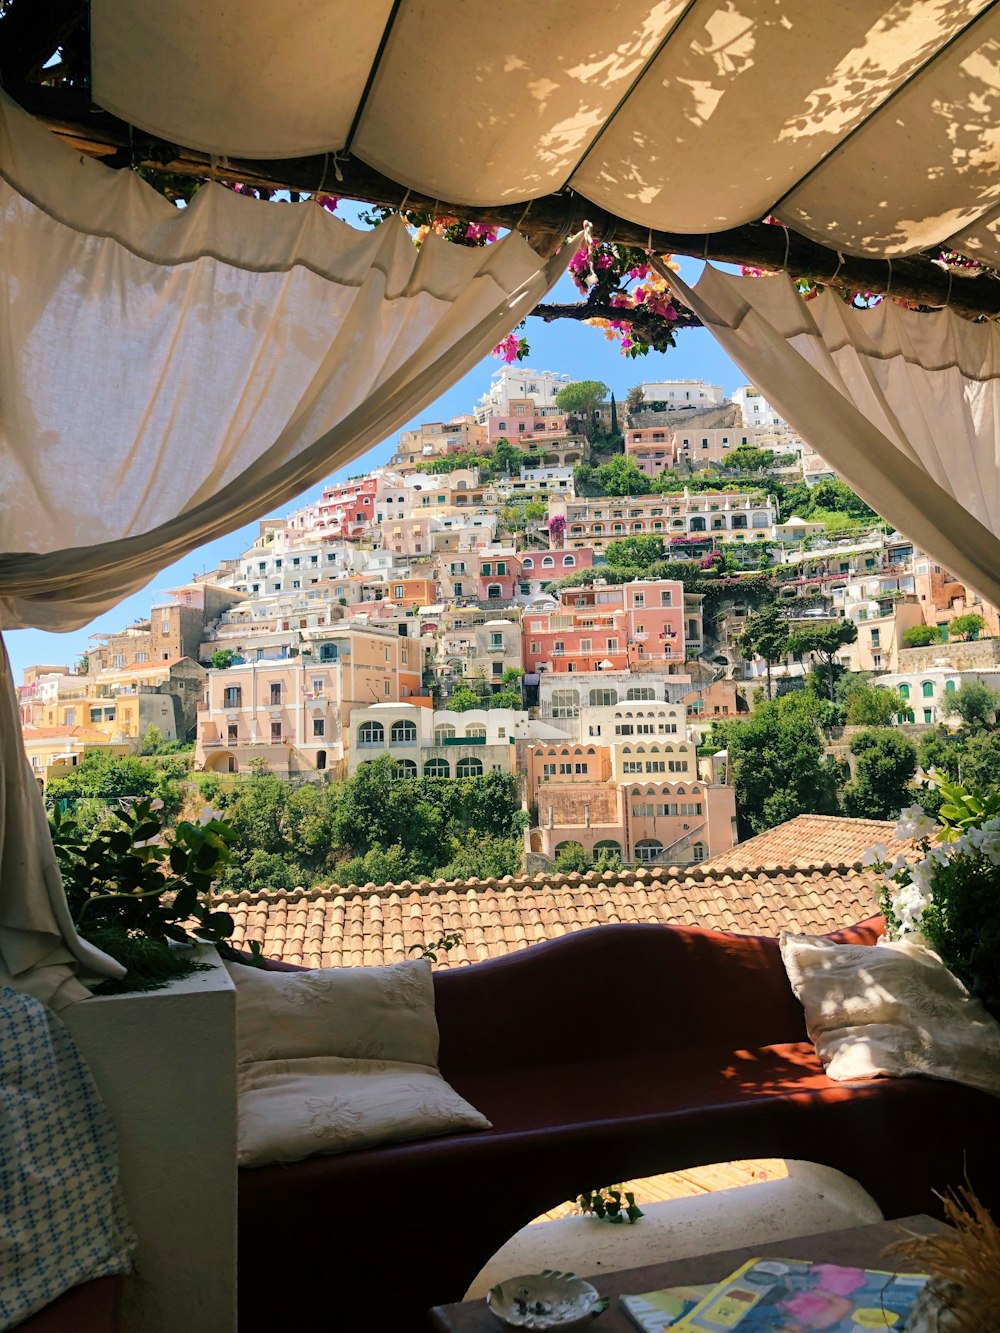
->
[[18, 367, 1000, 881]]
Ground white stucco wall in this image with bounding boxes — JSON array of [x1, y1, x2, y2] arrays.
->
[[65, 949, 237, 1333]]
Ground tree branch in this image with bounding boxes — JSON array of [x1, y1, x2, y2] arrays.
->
[[11, 81, 1000, 319]]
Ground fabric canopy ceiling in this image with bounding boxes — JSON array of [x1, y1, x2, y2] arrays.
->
[[0, 89, 568, 1007], [92, 0, 1000, 266], [664, 264, 1000, 609]]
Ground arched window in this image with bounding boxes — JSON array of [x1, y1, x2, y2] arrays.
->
[[357, 720, 384, 745], [319, 643, 338, 661], [465, 725, 487, 739], [487, 584, 502, 599], [593, 840, 622, 860], [563, 555, 576, 567], [554, 840, 586, 857], [945, 679, 957, 693], [316, 750, 326, 770], [922, 681, 934, 698], [898, 683, 910, 699], [395, 759, 418, 779], [690, 517, 706, 532], [521, 557, 534, 568], [424, 758, 450, 778], [691, 842, 707, 863], [551, 688, 580, 718], [390, 719, 417, 744], [456, 756, 483, 778], [590, 688, 617, 706], [542, 555, 555, 568], [634, 838, 663, 862], [626, 686, 655, 701], [435, 725, 456, 744]]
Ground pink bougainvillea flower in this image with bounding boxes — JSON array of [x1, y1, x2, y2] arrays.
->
[[317, 194, 340, 213]]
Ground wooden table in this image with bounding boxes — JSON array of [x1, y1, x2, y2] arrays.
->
[[428, 1214, 943, 1331]]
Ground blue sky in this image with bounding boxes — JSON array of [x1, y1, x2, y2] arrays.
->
[[6, 255, 745, 685]]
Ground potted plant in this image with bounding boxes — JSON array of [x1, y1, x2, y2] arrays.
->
[[50, 797, 239, 993], [865, 778, 1000, 1019]]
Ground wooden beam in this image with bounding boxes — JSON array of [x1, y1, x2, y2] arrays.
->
[[14, 82, 1000, 320]]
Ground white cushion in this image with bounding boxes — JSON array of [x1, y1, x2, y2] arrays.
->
[[225, 958, 438, 1067], [780, 932, 1000, 1099], [236, 1056, 491, 1167]]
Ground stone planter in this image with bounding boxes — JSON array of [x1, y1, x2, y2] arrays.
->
[[64, 948, 237, 1333]]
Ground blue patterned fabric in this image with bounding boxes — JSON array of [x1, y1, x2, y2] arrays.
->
[[0, 986, 135, 1329]]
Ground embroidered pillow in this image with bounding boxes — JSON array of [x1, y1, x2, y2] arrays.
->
[[225, 958, 438, 1066], [236, 1056, 491, 1167], [780, 932, 1000, 1099]]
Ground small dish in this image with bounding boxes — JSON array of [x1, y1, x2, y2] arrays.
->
[[486, 1270, 603, 1330]]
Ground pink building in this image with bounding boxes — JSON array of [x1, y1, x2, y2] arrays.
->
[[527, 744, 737, 867], [675, 426, 751, 465], [625, 427, 676, 476], [479, 551, 523, 602], [486, 399, 569, 444], [288, 477, 378, 540], [522, 580, 685, 674]]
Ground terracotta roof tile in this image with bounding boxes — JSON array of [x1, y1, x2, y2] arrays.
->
[[700, 814, 914, 872], [219, 861, 882, 970]]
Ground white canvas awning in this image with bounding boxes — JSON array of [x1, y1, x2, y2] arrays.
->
[[91, 0, 1000, 265]]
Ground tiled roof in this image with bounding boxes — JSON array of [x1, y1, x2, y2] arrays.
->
[[219, 864, 882, 970], [700, 815, 914, 872], [21, 725, 112, 741]]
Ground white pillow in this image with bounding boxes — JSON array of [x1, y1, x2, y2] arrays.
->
[[225, 958, 438, 1067], [236, 1056, 492, 1167], [780, 932, 1000, 1099]]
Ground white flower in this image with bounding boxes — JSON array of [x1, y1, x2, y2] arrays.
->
[[149, 798, 164, 811], [861, 842, 887, 867], [198, 805, 220, 826], [894, 805, 938, 842], [886, 854, 910, 876]]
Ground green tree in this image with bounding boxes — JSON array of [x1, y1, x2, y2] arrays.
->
[[838, 677, 907, 727], [807, 478, 879, 523], [46, 750, 163, 805], [945, 679, 1000, 730], [609, 391, 619, 438], [625, 384, 645, 417], [77, 653, 90, 675], [332, 757, 445, 869], [960, 729, 1000, 787], [712, 693, 840, 835], [786, 620, 858, 702], [448, 683, 483, 712], [604, 535, 665, 569], [524, 500, 548, 523], [591, 454, 651, 496], [488, 688, 523, 709], [902, 625, 939, 648], [736, 603, 790, 700], [720, 445, 774, 472], [842, 728, 918, 820], [555, 380, 609, 440], [435, 835, 522, 882], [138, 723, 164, 755], [210, 648, 236, 670], [502, 667, 525, 687], [553, 842, 593, 873], [949, 612, 986, 641]]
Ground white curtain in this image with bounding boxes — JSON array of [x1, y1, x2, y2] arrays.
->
[[0, 91, 571, 1006], [663, 264, 1000, 609]]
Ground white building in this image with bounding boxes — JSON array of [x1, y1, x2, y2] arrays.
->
[[474, 367, 571, 422], [640, 380, 723, 409], [876, 668, 1000, 727]]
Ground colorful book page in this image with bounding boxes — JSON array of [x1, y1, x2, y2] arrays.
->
[[672, 1257, 927, 1330], [619, 1284, 714, 1331]]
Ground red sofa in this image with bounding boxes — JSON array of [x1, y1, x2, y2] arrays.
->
[[238, 921, 999, 1332]]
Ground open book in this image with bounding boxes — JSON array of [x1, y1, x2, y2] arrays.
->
[[621, 1258, 928, 1331]]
